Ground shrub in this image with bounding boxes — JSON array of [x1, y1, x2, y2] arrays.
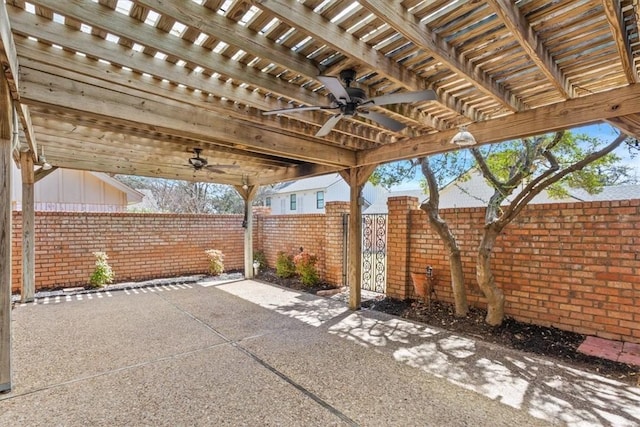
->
[[275, 251, 296, 278], [89, 251, 114, 288], [253, 250, 267, 269], [205, 249, 225, 276], [293, 250, 319, 287]]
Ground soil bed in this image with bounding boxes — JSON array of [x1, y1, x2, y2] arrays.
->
[[256, 268, 639, 386]]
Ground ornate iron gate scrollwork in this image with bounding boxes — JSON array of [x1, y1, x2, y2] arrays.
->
[[361, 214, 387, 293]]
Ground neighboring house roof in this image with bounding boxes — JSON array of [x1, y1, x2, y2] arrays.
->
[[127, 189, 159, 212], [271, 173, 343, 194], [269, 173, 389, 210], [90, 172, 144, 204], [364, 189, 424, 214], [437, 169, 580, 209], [569, 184, 640, 201], [364, 170, 640, 214]]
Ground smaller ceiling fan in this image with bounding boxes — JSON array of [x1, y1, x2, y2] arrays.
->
[[262, 69, 437, 137], [187, 148, 239, 173]]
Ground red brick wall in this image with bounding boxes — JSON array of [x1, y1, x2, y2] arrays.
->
[[11, 211, 244, 292], [389, 198, 640, 343], [386, 197, 415, 300], [257, 212, 328, 277], [323, 202, 350, 285], [9, 198, 640, 343]]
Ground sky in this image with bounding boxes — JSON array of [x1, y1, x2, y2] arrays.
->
[[389, 122, 640, 191]]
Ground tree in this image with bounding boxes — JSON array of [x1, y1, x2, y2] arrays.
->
[[114, 175, 273, 214], [471, 131, 630, 325], [372, 154, 473, 317], [373, 129, 634, 325], [420, 157, 468, 317]]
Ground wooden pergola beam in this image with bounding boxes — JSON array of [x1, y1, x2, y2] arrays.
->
[[9, 17, 392, 146], [31, 121, 297, 169], [606, 114, 640, 139], [485, 0, 573, 99], [0, 66, 13, 394], [33, 165, 57, 183], [234, 184, 259, 278], [19, 151, 35, 303], [602, 0, 638, 84], [357, 0, 523, 113], [0, 2, 19, 97], [0, 3, 37, 158], [339, 164, 377, 310], [22, 1, 319, 106], [19, 1, 409, 140], [134, 0, 320, 79], [359, 83, 640, 165], [251, 0, 450, 129], [16, 51, 382, 150], [31, 145, 337, 186], [19, 68, 356, 168]]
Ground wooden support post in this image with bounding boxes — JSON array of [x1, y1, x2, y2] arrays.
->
[[235, 184, 257, 278], [20, 151, 35, 302], [0, 75, 13, 393], [340, 165, 377, 310]]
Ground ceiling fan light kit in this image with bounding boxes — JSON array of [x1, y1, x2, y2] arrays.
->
[[262, 69, 437, 137]]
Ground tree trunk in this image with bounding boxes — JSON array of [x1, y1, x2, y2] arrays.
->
[[476, 226, 504, 326], [421, 204, 468, 317], [448, 244, 468, 317]]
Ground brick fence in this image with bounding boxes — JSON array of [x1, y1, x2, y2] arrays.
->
[[386, 196, 640, 343], [10, 203, 350, 293], [9, 198, 639, 343], [254, 202, 349, 285], [11, 211, 245, 292]]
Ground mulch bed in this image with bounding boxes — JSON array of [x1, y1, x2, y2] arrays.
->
[[256, 268, 639, 386], [257, 268, 336, 294]]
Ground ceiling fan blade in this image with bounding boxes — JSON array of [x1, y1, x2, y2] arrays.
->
[[204, 167, 228, 174], [368, 89, 437, 106], [262, 105, 324, 115], [316, 113, 343, 137], [206, 164, 240, 169], [317, 75, 350, 102], [360, 111, 406, 132]]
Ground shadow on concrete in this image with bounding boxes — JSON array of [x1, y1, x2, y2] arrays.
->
[[327, 310, 640, 426]]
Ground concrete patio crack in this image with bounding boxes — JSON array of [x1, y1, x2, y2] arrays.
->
[[158, 292, 360, 426]]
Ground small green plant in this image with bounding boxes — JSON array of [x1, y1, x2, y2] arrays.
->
[[89, 251, 114, 288], [275, 251, 296, 278], [253, 250, 267, 269], [205, 249, 225, 276], [293, 250, 320, 287]]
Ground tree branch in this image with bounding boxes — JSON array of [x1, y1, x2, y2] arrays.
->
[[471, 148, 503, 190], [420, 157, 439, 209], [498, 132, 628, 228]]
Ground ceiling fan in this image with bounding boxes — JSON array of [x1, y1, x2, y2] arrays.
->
[[187, 148, 239, 173], [262, 69, 437, 137]]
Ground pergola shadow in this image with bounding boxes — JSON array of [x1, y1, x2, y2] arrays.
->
[[328, 310, 640, 426]]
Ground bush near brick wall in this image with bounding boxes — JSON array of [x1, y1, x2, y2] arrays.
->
[[401, 199, 640, 344], [257, 213, 327, 278], [11, 211, 244, 292]]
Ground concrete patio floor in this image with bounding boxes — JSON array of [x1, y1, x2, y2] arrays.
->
[[1, 279, 639, 426]]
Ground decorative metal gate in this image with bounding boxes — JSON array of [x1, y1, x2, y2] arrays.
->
[[361, 214, 387, 293]]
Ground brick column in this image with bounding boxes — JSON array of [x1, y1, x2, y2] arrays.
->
[[386, 196, 418, 300], [324, 201, 349, 286]]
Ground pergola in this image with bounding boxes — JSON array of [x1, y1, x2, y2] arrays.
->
[[1, 0, 640, 392]]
